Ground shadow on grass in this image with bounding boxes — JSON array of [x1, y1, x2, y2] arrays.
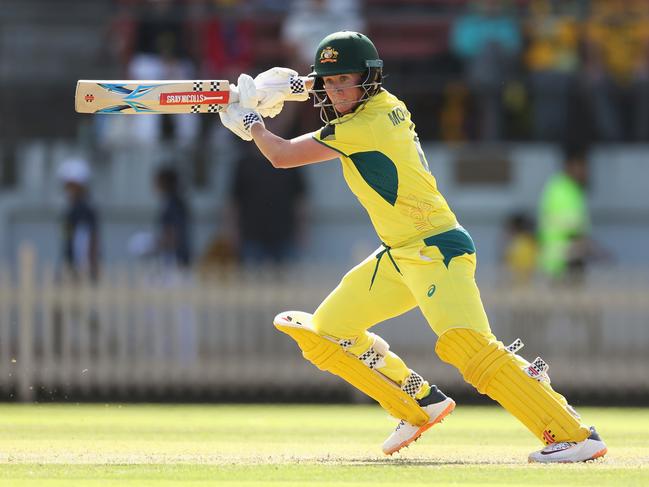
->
[[316, 457, 524, 467]]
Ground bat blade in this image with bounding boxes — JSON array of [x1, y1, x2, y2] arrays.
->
[[75, 80, 231, 114]]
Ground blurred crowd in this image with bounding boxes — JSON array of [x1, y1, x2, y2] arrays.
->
[[107, 0, 649, 144], [56, 150, 308, 278], [58, 143, 607, 286], [500, 142, 610, 287], [66, 0, 630, 280]]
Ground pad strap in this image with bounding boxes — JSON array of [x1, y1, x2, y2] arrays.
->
[[401, 371, 425, 398]]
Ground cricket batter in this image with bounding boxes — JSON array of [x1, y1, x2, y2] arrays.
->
[[219, 31, 607, 463]]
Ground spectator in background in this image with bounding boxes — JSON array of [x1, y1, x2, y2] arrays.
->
[[581, 1, 627, 141], [154, 166, 192, 269], [57, 158, 100, 281], [438, 81, 471, 142], [525, 0, 580, 140], [154, 166, 196, 364], [537, 144, 594, 281], [450, 0, 522, 141], [501, 212, 538, 286], [127, 166, 196, 364], [126, 0, 198, 145], [633, 38, 649, 141], [537, 144, 608, 354], [628, 1, 649, 141], [228, 143, 307, 265]]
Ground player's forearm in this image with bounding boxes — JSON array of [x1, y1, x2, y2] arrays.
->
[[251, 123, 302, 169]]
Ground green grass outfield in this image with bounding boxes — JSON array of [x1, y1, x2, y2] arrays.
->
[[1, 404, 648, 486]]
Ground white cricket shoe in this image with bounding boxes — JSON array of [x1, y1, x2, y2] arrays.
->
[[528, 427, 607, 463], [382, 392, 455, 455]]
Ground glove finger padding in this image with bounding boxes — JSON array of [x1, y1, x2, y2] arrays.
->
[[237, 73, 258, 110], [239, 71, 287, 117], [254, 67, 299, 88], [255, 67, 309, 110], [257, 101, 284, 118]]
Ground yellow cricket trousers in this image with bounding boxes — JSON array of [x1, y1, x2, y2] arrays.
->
[[311, 227, 494, 387], [313, 227, 491, 335]]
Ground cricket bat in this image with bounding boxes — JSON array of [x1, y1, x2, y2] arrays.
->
[[75, 78, 311, 114]]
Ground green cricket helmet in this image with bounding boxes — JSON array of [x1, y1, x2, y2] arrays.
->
[[308, 31, 384, 124]]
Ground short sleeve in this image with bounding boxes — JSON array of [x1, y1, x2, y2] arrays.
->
[[312, 118, 374, 158]]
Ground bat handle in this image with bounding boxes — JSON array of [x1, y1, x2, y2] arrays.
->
[[228, 90, 240, 104]]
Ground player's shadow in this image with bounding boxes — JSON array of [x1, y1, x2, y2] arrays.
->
[[320, 457, 522, 466]]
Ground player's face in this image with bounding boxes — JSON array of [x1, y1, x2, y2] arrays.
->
[[322, 73, 364, 114]]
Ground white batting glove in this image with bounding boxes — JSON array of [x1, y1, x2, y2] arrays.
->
[[256, 67, 309, 101], [237, 68, 309, 118], [219, 102, 264, 141], [237, 73, 283, 118]]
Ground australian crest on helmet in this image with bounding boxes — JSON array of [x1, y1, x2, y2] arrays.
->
[[320, 46, 339, 64]]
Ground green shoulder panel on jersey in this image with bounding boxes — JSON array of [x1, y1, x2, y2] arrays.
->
[[320, 124, 336, 141], [312, 135, 348, 157], [349, 151, 399, 206], [312, 124, 348, 156]]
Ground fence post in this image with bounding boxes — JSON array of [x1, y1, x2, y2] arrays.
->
[[17, 243, 35, 402]]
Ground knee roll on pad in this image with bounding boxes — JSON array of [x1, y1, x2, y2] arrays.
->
[[274, 311, 430, 426], [435, 328, 590, 444]]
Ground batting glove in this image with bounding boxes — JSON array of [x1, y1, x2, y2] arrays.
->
[[237, 68, 309, 118], [219, 102, 264, 141], [237, 73, 282, 118], [256, 67, 309, 101]]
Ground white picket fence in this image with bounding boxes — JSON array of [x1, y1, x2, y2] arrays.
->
[[2, 245, 649, 402]]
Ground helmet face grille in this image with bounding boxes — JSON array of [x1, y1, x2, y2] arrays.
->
[[311, 68, 383, 125]]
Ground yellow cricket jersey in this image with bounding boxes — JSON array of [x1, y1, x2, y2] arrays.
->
[[312, 89, 458, 247]]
